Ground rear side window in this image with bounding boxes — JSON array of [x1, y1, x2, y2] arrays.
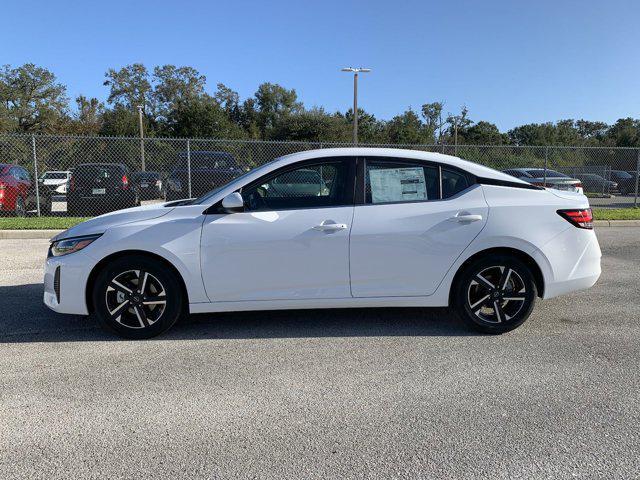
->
[[441, 169, 469, 198], [365, 161, 439, 204]]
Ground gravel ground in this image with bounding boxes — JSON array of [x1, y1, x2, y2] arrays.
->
[[0, 229, 638, 479]]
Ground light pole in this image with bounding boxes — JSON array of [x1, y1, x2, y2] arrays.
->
[[137, 105, 146, 171], [341, 67, 371, 144]]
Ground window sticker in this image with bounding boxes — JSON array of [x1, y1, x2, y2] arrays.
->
[[369, 167, 427, 203]]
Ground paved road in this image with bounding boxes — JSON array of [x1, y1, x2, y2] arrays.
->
[[0, 229, 639, 479]]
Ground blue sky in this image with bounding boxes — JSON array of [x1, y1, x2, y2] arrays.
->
[[2, 0, 638, 130]]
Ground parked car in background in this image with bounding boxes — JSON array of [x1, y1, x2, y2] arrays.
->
[[610, 170, 636, 194], [575, 173, 617, 194], [132, 171, 163, 200], [39, 171, 71, 195], [502, 168, 583, 194], [0, 164, 50, 216], [67, 163, 139, 216], [164, 151, 244, 201]]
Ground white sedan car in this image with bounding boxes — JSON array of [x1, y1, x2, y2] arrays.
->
[[44, 148, 601, 339]]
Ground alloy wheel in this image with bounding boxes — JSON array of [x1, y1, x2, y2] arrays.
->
[[467, 265, 527, 324], [105, 269, 167, 329]]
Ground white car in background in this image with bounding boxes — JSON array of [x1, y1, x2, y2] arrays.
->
[[44, 148, 601, 339], [39, 170, 71, 195]]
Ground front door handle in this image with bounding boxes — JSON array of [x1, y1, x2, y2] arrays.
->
[[313, 220, 348, 232], [452, 213, 483, 223]]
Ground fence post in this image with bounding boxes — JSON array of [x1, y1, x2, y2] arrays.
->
[[186, 139, 192, 199], [31, 135, 41, 217], [543, 146, 549, 187], [634, 149, 640, 208]]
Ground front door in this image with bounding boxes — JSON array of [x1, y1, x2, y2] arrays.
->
[[200, 158, 355, 302]]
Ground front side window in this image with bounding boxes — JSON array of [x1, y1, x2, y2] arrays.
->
[[365, 160, 439, 204], [243, 160, 350, 211]]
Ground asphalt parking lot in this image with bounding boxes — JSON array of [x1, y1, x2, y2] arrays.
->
[[1, 229, 639, 479]]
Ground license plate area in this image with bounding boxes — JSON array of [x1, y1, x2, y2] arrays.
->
[[92, 188, 106, 195]]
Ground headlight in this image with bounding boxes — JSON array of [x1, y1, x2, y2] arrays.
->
[[49, 234, 101, 257]]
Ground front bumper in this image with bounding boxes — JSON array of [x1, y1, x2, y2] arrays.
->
[[43, 250, 94, 315]]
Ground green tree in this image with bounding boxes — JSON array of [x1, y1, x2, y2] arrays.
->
[[66, 95, 104, 135], [421, 101, 445, 142], [606, 118, 640, 147], [465, 121, 508, 145], [164, 95, 246, 139], [152, 65, 206, 119], [103, 63, 152, 110], [383, 109, 434, 144], [254, 82, 302, 137], [271, 108, 350, 142], [0, 63, 69, 133]]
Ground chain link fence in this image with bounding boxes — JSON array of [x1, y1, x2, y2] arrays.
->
[[0, 134, 638, 217]]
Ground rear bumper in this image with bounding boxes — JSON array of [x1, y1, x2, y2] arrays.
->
[[43, 251, 93, 315], [532, 227, 602, 299]]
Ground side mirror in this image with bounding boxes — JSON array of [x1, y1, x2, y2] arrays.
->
[[221, 192, 245, 213]]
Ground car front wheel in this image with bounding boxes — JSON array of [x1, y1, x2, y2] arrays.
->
[[93, 256, 184, 339], [453, 255, 537, 334]]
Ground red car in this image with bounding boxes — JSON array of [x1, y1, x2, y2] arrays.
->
[[0, 164, 50, 216]]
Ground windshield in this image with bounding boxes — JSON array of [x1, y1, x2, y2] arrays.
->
[[42, 172, 68, 179], [614, 171, 633, 179]]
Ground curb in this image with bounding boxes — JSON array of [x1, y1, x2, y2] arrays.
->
[[594, 220, 640, 227], [0, 229, 64, 240]]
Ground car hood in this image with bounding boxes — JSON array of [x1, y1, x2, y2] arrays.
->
[[51, 203, 173, 242]]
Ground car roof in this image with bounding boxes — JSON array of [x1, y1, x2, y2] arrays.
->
[[273, 148, 530, 185]]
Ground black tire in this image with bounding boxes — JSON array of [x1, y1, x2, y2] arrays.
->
[[13, 196, 26, 217], [92, 256, 185, 339], [452, 254, 537, 334]]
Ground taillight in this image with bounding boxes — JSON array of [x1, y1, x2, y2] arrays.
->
[[532, 182, 545, 187], [122, 174, 129, 189], [575, 182, 583, 189], [68, 175, 75, 192], [557, 208, 593, 229], [0, 182, 4, 200]]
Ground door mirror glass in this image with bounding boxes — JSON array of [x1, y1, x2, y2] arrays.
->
[[221, 192, 244, 213]]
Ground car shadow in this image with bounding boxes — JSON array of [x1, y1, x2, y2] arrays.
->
[[0, 283, 479, 344]]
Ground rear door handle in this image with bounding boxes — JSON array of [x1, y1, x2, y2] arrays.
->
[[313, 220, 348, 232], [452, 213, 483, 223]]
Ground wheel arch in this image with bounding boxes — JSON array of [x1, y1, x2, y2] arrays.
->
[[448, 247, 545, 306], [85, 249, 189, 314]]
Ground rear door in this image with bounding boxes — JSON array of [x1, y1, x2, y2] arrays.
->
[[349, 157, 489, 297]]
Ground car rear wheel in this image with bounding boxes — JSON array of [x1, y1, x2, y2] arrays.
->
[[93, 256, 185, 339], [453, 255, 537, 334]]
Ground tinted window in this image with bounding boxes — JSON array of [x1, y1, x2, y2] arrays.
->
[[442, 169, 469, 198], [526, 169, 567, 178], [365, 160, 438, 204], [613, 171, 633, 179], [243, 161, 350, 211], [43, 172, 68, 180], [504, 170, 527, 178]]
